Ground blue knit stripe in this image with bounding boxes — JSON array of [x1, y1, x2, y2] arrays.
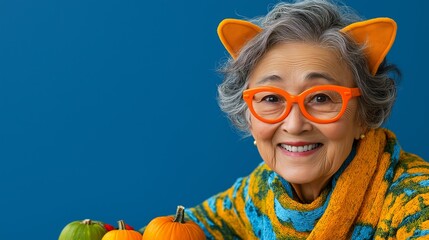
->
[[278, 174, 294, 197], [240, 176, 276, 238], [243, 177, 250, 199], [389, 173, 423, 192], [185, 208, 215, 239], [398, 209, 426, 229], [351, 224, 375, 239], [274, 197, 328, 232], [223, 195, 232, 210], [385, 142, 401, 181], [208, 197, 216, 212], [404, 188, 417, 197], [244, 197, 276, 238], [408, 229, 429, 239], [232, 177, 243, 199], [420, 180, 429, 187]]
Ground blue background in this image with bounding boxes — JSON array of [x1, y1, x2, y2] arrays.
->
[[0, 0, 427, 239]]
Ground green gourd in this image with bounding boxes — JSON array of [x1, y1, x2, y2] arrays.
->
[[59, 219, 107, 240]]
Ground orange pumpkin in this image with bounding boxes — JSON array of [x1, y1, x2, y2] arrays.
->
[[101, 220, 142, 240], [142, 205, 206, 240]]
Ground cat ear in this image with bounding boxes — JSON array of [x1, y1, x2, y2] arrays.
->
[[341, 18, 397, 75], [217, 19, 262, 59], [217, 17, 397, 75]]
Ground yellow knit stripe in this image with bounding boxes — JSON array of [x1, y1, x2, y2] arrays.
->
[[354, 152, 391, 226]]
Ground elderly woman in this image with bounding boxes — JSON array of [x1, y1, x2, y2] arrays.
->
[[181, 0, 429, 239]]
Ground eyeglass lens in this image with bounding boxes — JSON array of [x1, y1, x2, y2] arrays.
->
[[252, 89, 344, 121]]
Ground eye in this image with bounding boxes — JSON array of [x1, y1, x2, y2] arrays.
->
[[261, 95, 281, 103], [314, 94, 330, 103], [308, 93, 333, 104]]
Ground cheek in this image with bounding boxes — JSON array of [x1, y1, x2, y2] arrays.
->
[[249, 117, 280, 166], [321, 122, 353, 141], [320, 107, 359, 169], [322, 106, 360, 140], [249, 116, 278, 140]]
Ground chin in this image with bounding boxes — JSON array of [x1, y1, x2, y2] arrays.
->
[[276, 168, 318, 185]]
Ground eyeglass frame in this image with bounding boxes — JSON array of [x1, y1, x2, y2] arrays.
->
[[242, 85, 362, 124]]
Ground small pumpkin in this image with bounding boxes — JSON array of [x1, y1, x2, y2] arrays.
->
[[142, 205, 206, 240], [58, 219, 107, 240], [101, 220, 142, 240]]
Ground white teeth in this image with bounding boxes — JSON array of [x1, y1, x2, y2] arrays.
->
[[280, 143, 320, 152]]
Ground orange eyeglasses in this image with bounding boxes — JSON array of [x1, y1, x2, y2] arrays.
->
[[242, 85, 361, 124]]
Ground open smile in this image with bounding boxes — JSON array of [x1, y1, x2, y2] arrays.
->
[[278, 142, 323, 156], [279, 143, 323, 153]]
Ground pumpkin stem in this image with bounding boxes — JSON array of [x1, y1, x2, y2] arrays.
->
[[173, 205, 186, 223], [118, 220, 126, 230], [82, 219, 92, 225]]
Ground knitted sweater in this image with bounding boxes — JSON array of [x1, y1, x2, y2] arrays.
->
[[185, 129, 429, 239]]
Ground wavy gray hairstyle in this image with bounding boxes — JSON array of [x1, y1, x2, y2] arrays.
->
[[217, 0, 399, 135]]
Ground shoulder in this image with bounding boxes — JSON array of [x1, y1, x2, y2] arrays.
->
[[392, 151, 429, 187], [231, 162, 274, 193], [225, 162, 282, 203], [380, 151, 429, 238], [387, 151, 429, 199], [221, 162, 272, 198]]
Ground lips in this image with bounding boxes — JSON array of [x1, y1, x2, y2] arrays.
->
[[279, 143, 322, 153]]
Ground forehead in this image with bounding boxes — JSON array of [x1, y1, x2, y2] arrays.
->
[[248, 42, 354, 87]]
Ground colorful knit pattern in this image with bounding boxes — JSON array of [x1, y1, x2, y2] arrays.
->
[[185, 129, 429, 239]]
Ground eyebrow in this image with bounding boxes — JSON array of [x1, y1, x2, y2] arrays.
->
[[305, 72, 340, 84], [255, 72, 340, 86], [255, 75, 282, 85]]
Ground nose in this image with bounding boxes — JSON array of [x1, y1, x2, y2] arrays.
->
[[280, 104, 313, 134]]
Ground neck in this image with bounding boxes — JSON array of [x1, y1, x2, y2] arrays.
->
[[291, 178, 331, 203]]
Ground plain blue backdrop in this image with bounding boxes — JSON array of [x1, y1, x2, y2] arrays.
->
[[0, 0, 427, 239]]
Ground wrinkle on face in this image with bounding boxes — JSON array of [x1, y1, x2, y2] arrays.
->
[[247, 42, 362, 203]]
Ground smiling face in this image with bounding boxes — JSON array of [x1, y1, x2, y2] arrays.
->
[[248, 42, 363, 202]]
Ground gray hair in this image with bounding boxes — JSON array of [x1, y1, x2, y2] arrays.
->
[[217, 0, 399, 134]]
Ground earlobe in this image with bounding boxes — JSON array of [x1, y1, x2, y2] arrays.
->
[[354, 125, 368, 140]]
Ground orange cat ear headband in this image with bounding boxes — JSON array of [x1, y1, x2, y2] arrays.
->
[[217, 17, 397, 75]]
